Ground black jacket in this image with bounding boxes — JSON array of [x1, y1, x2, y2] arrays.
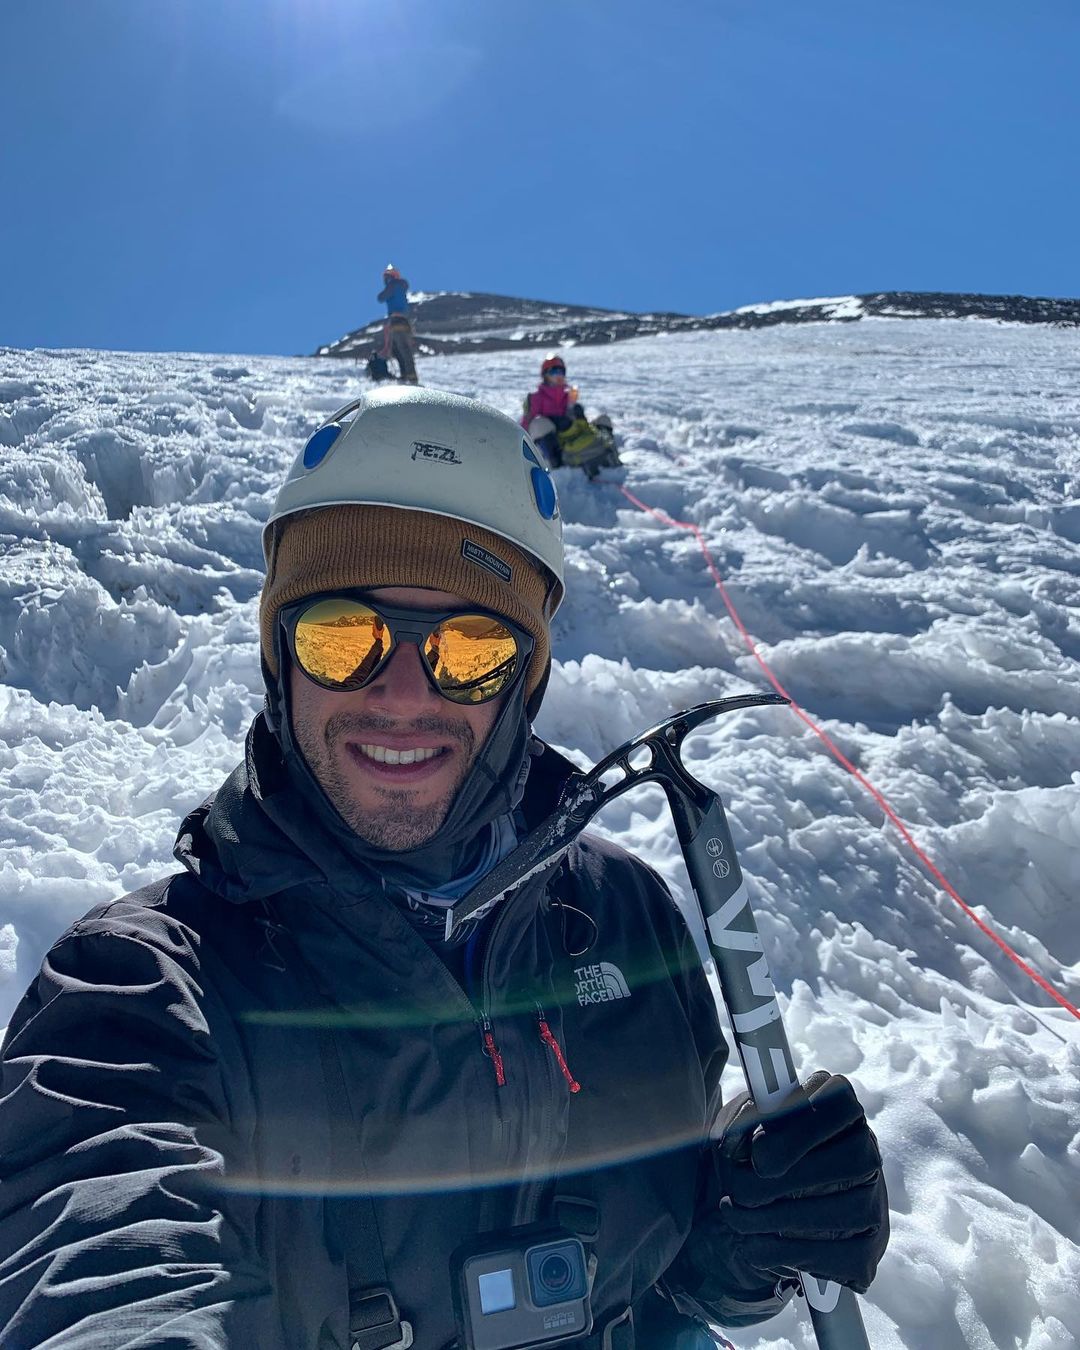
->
[[0, 720, 786, 1348]]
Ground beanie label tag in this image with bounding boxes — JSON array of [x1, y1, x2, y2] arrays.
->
[[462, 539, 512, 584]]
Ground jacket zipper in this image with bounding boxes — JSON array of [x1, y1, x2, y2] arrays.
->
[[536, 1003, 580, 1093], [481, 1007, 580, 1094], [480, 1014, 506, 1087]]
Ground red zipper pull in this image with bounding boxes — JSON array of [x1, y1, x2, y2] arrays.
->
[[537, 1008, 581, 1094], [481, 1016, 506, 1087]]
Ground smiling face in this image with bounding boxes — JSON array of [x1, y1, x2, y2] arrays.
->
[[287, 586, 504, 851]]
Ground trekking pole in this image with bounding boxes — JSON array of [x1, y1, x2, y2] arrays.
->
[[447, 697, 872, 1350]]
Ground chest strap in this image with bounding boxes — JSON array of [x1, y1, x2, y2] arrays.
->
[[265, 901, 414, 1350], [598, 1306, 634, 1350], [319, 1010, 415, 1350], [349, 1287, 413, 1350]]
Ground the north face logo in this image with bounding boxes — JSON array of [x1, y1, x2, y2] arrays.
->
[[574, 962, 631, 1006]]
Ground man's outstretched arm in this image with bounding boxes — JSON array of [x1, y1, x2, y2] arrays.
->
[[0, 912, 277, 1348]]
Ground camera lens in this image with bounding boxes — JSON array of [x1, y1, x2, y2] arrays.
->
[[526, 1239, 587, 1308], [537, 1253, 572, 1296]]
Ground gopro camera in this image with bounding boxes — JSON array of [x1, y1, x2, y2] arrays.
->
[[451, 1225, 593, 1350]]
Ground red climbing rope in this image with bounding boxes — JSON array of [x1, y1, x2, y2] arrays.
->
[[615, 482, 1080, 1023]]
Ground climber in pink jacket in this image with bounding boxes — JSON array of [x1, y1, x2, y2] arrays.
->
[[520, 354, 585, 466]]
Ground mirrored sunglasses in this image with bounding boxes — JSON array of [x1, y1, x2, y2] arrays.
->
[[282, 594, 533, 705]]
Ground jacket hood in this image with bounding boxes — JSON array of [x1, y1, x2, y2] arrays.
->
[[174, 715, 339, 905], [174, 713, 579, 909]]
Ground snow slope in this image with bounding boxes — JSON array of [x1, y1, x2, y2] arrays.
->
[[2, 319, 1079, 1349]]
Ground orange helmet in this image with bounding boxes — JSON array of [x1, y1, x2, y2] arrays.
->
[[383, 264, 401, 280], [541, 353, 567, 378]]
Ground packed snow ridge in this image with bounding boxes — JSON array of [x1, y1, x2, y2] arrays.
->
[[2, 319, 1079, 1349]]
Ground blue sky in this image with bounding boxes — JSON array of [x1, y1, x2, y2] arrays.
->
[[3, 0, 1078, 356]]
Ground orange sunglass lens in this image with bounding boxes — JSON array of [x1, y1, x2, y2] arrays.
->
[[293, 599, 387, 687], [428, 616, 519, 703]]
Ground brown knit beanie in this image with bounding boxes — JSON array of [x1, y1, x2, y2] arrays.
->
[[260, 504, 554, 700]]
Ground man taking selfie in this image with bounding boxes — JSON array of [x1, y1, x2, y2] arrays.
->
[[0, 388, 887, 1349]]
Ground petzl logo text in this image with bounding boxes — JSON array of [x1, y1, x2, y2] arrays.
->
[[411, 440, 461, 464], [574, 962, 631, 1005]]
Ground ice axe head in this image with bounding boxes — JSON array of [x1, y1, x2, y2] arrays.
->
[[444, 693, 788, 940], [571, 694, 790, 819]]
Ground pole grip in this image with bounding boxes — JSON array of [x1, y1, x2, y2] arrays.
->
[[675, 794, 871, 1350]]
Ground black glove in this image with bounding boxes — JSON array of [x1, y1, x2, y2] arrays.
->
[[676, 1071, 889, 1304]]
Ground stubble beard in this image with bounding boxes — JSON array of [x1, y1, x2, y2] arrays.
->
[[295, 710, 478, 851]]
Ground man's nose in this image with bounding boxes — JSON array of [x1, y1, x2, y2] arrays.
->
[[365, 639, 438, 711]]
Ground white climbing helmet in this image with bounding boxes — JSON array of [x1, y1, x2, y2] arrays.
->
[[264, 386, 564, 611]]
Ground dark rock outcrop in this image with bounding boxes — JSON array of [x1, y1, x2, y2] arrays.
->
[[316, 289, 1080, 360]]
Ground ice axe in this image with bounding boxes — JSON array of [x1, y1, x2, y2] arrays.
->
[[447, 696, 872, 1350]]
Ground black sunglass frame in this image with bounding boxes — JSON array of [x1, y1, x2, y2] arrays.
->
[[279, 590, 534, 704]]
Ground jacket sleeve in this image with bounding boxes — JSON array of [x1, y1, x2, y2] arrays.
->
[[0, 906, 280, 1348], [664, 1246, 793, 1332]]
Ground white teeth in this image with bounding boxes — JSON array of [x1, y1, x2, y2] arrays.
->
[[358, 744, 441, 766]]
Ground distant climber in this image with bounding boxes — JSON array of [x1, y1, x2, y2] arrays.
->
[[377, 264, 419, 384], [521, 353, 619, 478]]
